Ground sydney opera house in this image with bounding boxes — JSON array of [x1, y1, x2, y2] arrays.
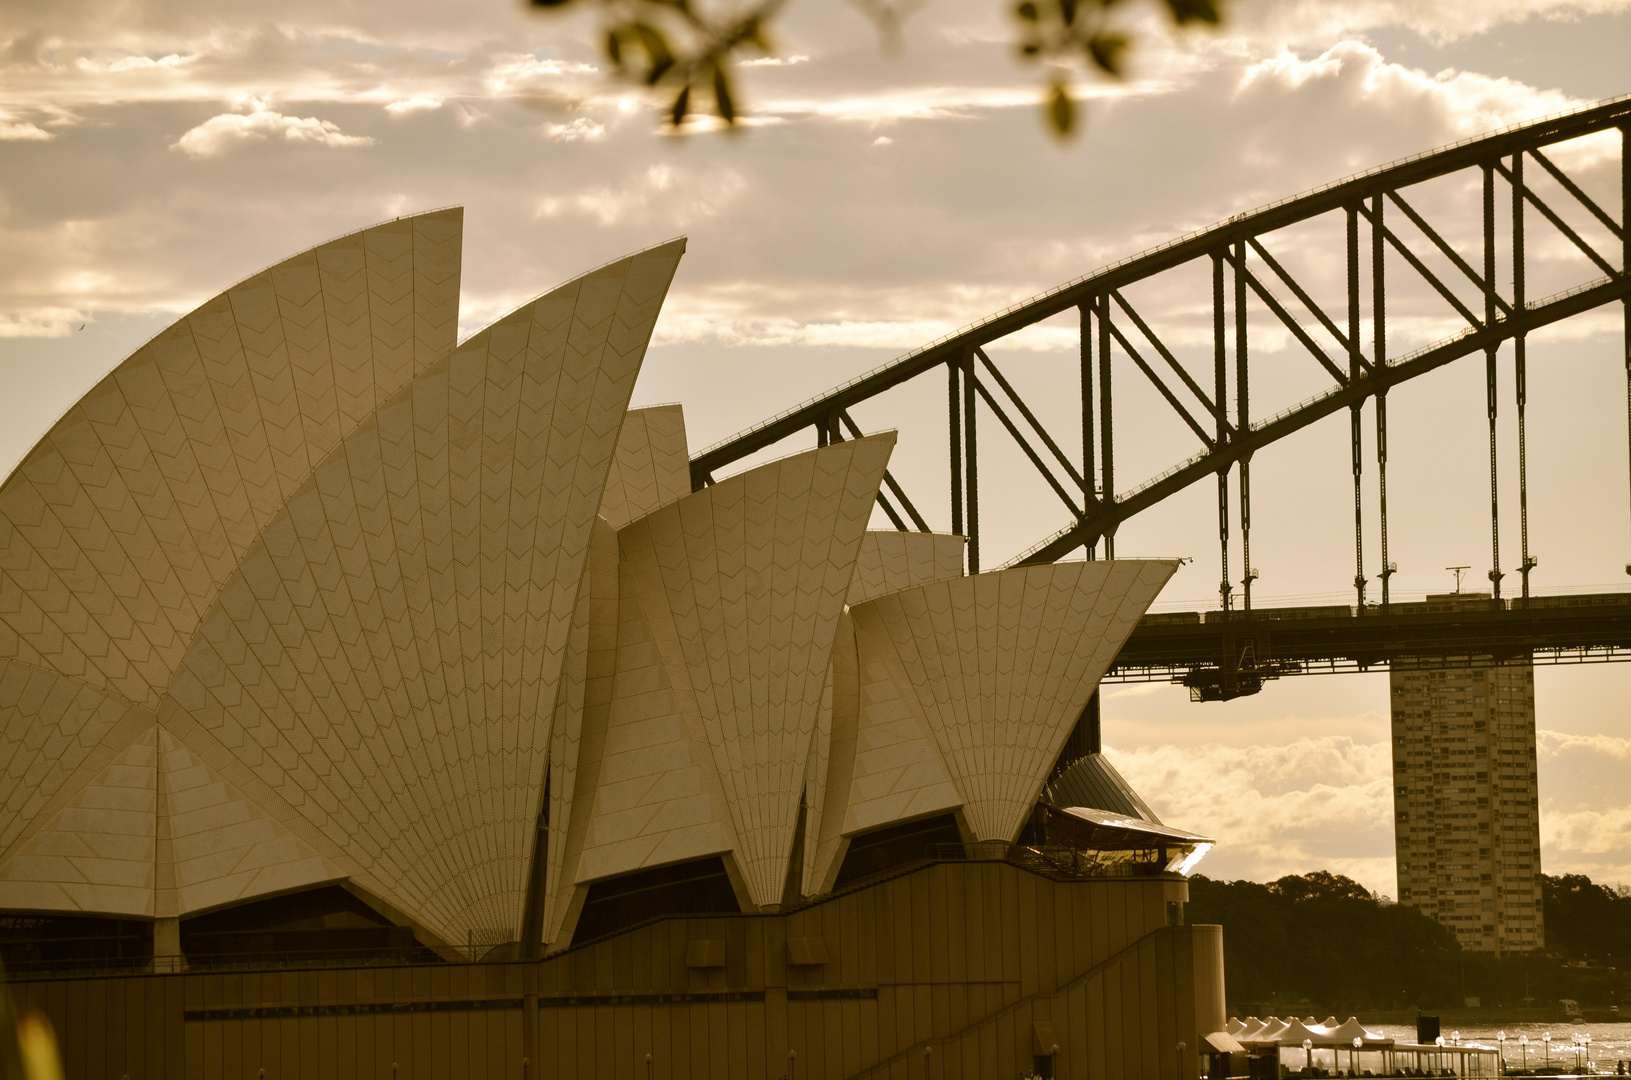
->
[[0, 210, 1226, 1079]]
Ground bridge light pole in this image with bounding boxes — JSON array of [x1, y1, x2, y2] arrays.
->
[[1378, 562, 1397, 609]]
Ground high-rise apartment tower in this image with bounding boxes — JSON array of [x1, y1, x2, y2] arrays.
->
[[1390, 595, 1544, 955]]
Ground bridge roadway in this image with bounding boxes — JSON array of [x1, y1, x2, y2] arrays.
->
[[1107, 591, 1631, 700]]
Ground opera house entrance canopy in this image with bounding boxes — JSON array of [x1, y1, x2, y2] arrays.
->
[[0, 211, 1222, 1080]]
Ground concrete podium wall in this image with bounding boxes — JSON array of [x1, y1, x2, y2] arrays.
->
[[6, 862, 1224, 1080]]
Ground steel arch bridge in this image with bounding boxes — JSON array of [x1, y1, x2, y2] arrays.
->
[[689, 95, 1631, 697]]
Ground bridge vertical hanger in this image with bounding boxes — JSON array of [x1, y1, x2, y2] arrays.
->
[[1348, 205, 1366, 609], [948, 359, 963, 541], [1213, 251, 1231, 613], [1080, 301, 1097, 559], [1484, 162, 1505, 600], [1374, 193, 1393, 611], [1098, 293, 1115, 560], [1623, 122, 1631, 569], [1514, 150, 1534, 602], [962, 349, 980, 573], [1235, 240, 1252, 613]]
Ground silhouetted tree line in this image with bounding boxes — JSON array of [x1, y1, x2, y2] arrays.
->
[[1188, 871, 1631, 1014], [1541, 874, 1631, 967]]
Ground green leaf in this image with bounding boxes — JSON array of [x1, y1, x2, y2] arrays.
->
[[1058, 0, 1078, 25], [1015, 1, 1039, 21], [670, 85, 692, 127], [605, 29, 624, 68], [1047, 81, 1075, 136]]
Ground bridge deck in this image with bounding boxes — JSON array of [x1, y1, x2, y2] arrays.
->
[[1108, 592, 1631, 699]]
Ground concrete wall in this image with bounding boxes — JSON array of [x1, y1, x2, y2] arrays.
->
[[5, 861, 1222, 1080]]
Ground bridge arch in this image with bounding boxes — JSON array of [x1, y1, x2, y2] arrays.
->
[[693, 95, 1631, 615]]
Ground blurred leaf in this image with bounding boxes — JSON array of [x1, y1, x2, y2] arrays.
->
[[712, 64, 736, 121], [1048, 81, 1074, 136], [1163, 0, 1219, 24], [526, 0, 1228, 138], [632, 21, 675, 82], [1086, 31, 1126, 75]]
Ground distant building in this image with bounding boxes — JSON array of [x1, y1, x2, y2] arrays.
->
[[1390, 594, 1544, 955]]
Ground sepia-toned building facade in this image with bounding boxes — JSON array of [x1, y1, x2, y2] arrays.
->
[[0, 211, 1225, 1079], [1390, 595, 1544, 955]]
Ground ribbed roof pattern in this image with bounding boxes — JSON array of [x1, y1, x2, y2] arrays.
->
[[848, 560, 1177, 843]]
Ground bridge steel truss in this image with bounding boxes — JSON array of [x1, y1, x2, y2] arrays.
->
[[692, 97, 1631, 628]]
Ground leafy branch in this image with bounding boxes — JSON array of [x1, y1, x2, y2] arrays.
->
[[1015, 0, 1222, 134], [528, 0, 1227, 135]]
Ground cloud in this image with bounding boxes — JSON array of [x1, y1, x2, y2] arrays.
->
[[543, 117, 605, 142], [385, 96, 442, 114], [0, 120, 53, 141], [1100, 720, 1631, 898], [1218, 0, 1631, 49], [1541, 804, 1631, 856], [1105, 736, 1398, 890], [1539, 730, 1631, 761], [0, 308, 91, 338], [173, 100, 377, 157]]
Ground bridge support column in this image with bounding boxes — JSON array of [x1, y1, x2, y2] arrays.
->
[[1348, 204, 1367, 609], [1212, 252, 1230, 612], [1080, 301, 1096, 559], [1236, 240, 1252, 612], [962, 350, 979, 573], [1485, 162, 1505, 600], [1623, 123, 1631, 568], [948, 359, 962, 539], [1374, 193, 1394, 611], [1514, 149, 1535, 602], [1099, 293, 1115, 559]]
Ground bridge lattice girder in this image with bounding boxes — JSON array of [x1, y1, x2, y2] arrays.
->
[[691, 95, 1631, 627]]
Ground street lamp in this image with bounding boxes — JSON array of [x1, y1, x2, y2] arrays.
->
[[1304, 1038, 1313, 1078], [1544, 1032, 1552, 1068], [1585, 1033, 1592, 1072], [1519, 1034, 1528, 1073], [1353, 1035, 1363, 1077], [1497, 1031, 1506, 1074]]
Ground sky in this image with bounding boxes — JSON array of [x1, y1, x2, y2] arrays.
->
[[1, 0, 1630, 899]]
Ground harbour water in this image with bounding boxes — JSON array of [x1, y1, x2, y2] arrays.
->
[[1368, 1023, 1631, 1072]]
